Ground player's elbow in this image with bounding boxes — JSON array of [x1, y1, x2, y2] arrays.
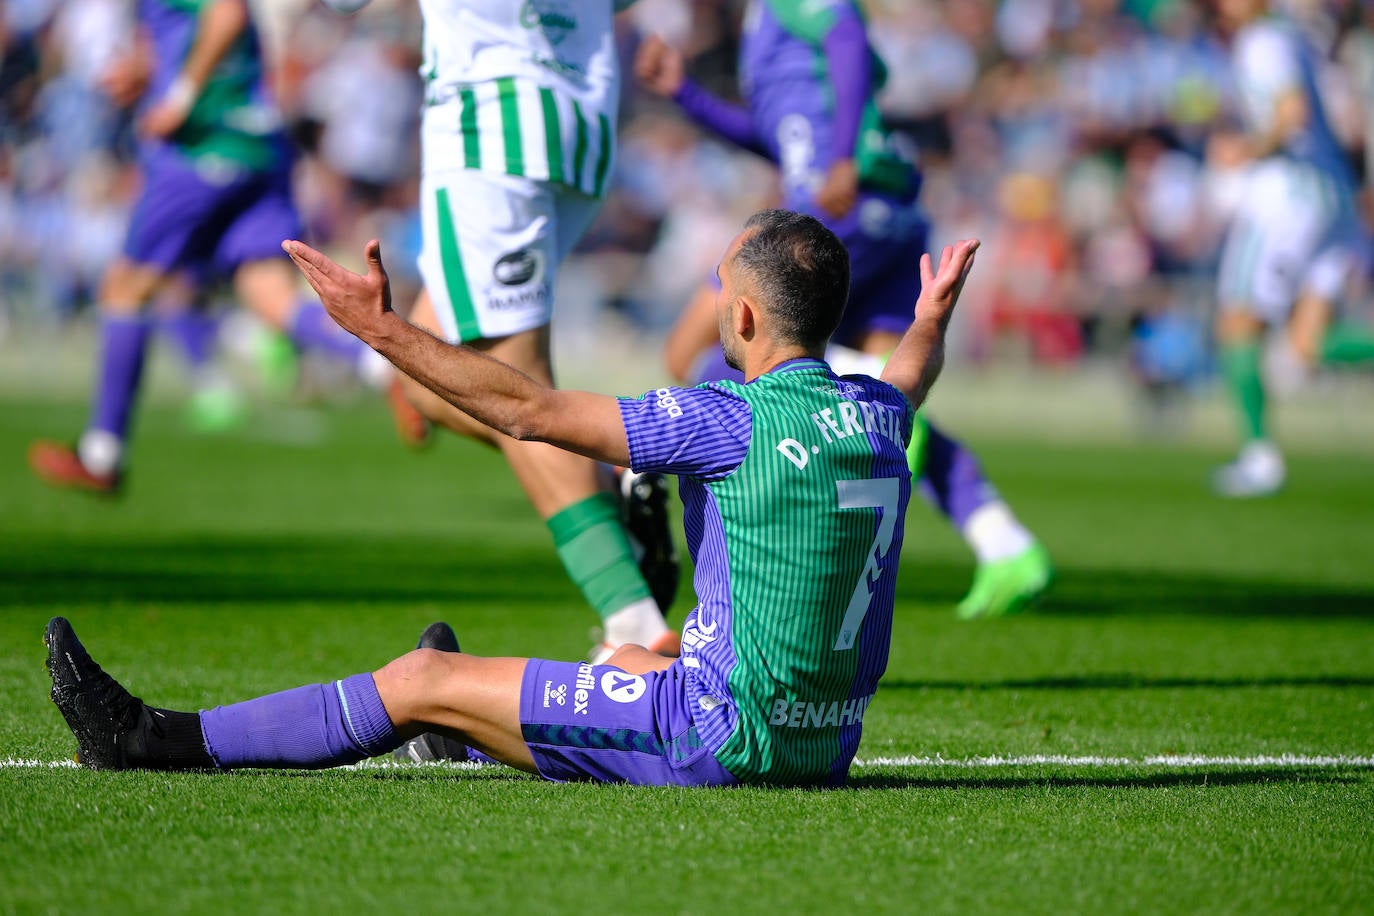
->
[[500, 394, 559, 443]]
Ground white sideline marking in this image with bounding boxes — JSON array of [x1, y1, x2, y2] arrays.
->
[[2, 758, 80, 768], [852, 754, 1374, 768], [4, 754, 1372, 770]]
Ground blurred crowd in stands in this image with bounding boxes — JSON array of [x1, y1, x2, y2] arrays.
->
[[2, 0, 1372, 393]]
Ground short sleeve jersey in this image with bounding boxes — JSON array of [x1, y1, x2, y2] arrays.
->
[[1233, 17, 1356, 187], [619, 359, 914, 786], [417, 0, 637, 197], [739, 0, 917, 205], [141, 0, 285, 172]]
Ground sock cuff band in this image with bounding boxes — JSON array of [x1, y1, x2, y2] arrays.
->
[[335, 673, 396, 755], [546, 493, 619, 547]]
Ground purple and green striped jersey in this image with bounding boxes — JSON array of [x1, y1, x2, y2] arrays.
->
[[619, 359, 914, 786], [740, 0, 916, 205], [142, 0, 286, 172]]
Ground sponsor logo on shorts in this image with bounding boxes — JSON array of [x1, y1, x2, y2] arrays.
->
[[520, 1, 576, 46], [542, 679, 567, 708], [485, 284, 549, 312], [768, 693, 875, 729], [573, 663, 595, 715], [600, 671, 647, 704], [655, 388, 683, 419], [493, 249, 542, 286]]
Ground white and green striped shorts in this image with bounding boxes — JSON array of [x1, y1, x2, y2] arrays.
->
[[1217, 158, 1361, 323], [416, 86, 609, 342]]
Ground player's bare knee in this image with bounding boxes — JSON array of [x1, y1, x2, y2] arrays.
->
[[377, 648, 454, 696]]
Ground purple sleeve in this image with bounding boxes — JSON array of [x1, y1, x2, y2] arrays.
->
[[672, 79, 769, 158], [618, 384, 752, 481], [822, 8, 872, 165]]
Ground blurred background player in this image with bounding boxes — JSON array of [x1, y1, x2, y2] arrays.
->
[[323, 0, 679, 660], [27, 0, 424, 494], [636, 0, 1051, 619], [1211, 0, 1374, 497]]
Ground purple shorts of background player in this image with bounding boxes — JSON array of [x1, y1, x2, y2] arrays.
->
[[519, 658, 738, 787], [813, 190, 931, 344], [123, 144, 302, 275]]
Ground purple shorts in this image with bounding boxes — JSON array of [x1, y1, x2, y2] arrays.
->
[[825, 191, 929, 343], [519, 658, 738, 787], [123, 144, 302, 275]]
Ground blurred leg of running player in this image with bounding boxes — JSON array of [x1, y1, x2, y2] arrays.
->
[[29, 153, 416, 492], [401, 170, 677, 661]]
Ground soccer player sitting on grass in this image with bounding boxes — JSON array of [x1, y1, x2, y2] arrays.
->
[[45, 210, 977, 787]]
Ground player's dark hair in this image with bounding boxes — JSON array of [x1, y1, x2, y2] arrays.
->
[[733, 209, 850, 349]]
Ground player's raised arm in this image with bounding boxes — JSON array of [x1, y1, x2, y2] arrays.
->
[[140, 0, 249, 138], [283, 239, 630, 466], [881, 239, 979, 410]]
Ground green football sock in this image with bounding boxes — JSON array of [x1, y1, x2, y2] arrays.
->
[[1320, 325, 1374, 365], [547, 493, 653, 622], [905, 413, 930, 477], [1220, 341, 1266, 442]]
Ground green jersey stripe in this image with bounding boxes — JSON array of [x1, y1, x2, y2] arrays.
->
[[571, 100, 589, 193], [539, 88, 565, 186], [458, 88, 481, 170], [496, 77, 525, 177], [593, 112, 613, 197], [434, 188, 482, 342]]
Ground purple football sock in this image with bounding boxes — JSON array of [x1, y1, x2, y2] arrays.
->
[[916, 421, 1000, 531], [199, 673, 400, 769], [159, 310, 219, 373], [89, 314, 154, 438], [287, 300, 367, 366]]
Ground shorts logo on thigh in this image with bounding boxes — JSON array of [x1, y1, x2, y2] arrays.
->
[[542, 679, 568, 708], [574, 662, 595, 715], [493, 249, 543, 286], [600, 671, 647, 704]]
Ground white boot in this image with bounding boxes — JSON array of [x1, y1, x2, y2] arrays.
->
[[1213, 440, 1286, 498]]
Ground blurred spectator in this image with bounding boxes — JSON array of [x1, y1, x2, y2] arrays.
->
[[1, 0, 1369, 426]]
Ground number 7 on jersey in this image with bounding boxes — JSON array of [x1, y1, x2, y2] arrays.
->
[[834, 477, 901, 651]]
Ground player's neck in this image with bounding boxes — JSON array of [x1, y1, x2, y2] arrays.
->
[[742, 344, 826, 382]]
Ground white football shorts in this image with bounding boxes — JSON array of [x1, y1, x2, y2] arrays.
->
[[417, 167, 601, 343], [1217, 158, 1363, 323]]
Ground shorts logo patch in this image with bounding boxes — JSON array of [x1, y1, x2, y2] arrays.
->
[[493, 249, 542, 287], [543, 679, 567, 708], [600, 671, 647, 704]]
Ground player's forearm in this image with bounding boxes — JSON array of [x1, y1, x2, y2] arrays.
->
[[1248, 89, 1308, 159], [672, 79, 768, 156], [822, 9, 871, 166], [173, 0, 249, 100], [882, 313, 948, 410], [364, 313, 553, 441]]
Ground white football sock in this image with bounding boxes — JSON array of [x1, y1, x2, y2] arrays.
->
[[78, 429, 123, 476], [825, 344, 887, 377], [357, 347, 395, 390], [963, 501, 1036, 564], [603, 598, 670, 648]]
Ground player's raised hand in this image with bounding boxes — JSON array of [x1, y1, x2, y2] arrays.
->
[[915, 239, 980, 325], [635, 34, 685, 97], [282, 239, 393, 342]]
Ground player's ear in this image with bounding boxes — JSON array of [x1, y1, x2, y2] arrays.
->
[[734, 295, 757, 340]]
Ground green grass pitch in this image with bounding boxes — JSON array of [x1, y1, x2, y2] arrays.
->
[[0, 394, 1370, 914]]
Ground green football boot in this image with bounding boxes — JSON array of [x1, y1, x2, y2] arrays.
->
[[186, 383, 248, 434], [956, 542, 1053, 620], [254, 329, 299, 399]]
